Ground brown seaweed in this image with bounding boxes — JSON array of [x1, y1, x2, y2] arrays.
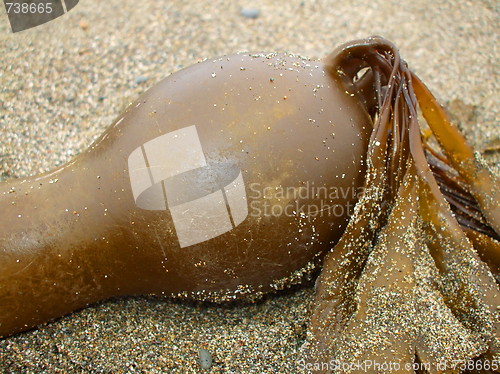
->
[[0, 36, 499, 372], [303, 36, 499, 373]]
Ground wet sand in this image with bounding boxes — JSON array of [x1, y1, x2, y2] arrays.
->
[[0, 0, 498, 372]]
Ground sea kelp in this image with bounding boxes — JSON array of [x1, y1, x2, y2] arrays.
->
[[303, 36, 499, 373]]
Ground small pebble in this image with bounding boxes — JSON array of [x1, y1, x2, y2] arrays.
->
[[198, 348, 212, 370], [135, 76, 149, 84], [78, 20, 89, 31], [240, 7, 260, 19]]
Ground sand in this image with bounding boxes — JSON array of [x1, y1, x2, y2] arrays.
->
[[0, 0, 498, 372]]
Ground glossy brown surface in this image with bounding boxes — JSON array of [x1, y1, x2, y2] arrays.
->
[[0, 52, 370, 337]]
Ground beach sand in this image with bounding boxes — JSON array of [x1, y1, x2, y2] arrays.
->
[[0, 0, 498, 372]]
